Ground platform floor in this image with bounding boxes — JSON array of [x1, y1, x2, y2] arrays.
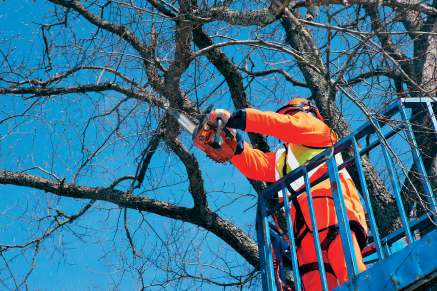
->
[[335, 229, 437, 291]]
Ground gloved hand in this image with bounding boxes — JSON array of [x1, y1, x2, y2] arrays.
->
[[208, 109, 231, 128]]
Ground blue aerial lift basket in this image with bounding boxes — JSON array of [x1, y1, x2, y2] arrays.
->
[[256, 98, 436, 291]]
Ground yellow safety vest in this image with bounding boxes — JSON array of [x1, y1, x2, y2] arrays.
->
[[275, 143, 351, 192]]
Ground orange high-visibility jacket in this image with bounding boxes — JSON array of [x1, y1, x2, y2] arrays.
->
[[231, 108, 368, 245]]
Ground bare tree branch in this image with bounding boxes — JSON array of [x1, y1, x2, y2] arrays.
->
[[192, 1, 437, 27], [0, 83, 165, 107], [1, 199, 95, 250], [239, 66, 308, 88], [0, 170, 259, 267], [163, 133, 207, 209], [48, 0, 150, 57], [343, 69, 399, 86]]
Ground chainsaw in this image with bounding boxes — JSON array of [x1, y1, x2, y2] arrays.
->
[[168, 106, 237, 163]]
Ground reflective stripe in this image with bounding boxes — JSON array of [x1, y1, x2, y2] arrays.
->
[[275, 148, 286, 200], [336, 153, 352, 181], [274, 147, 286, 181], [286, 144, 304, 191]]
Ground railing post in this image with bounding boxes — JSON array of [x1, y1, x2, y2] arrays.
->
[[327, 154, 359, 278], [256, 211, 269, 291], [257, 197, 276, 291], [303, 169, 329, 291], [281, 184, 303, 290], [425, 101, 437, 134], [398, 102, 437, 214], [352, 137, 384, 260], [383, 241, 391, 256], [372, 117, 414, 243]]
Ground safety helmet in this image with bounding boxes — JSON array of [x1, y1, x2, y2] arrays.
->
[[276, 98, 323, 121]]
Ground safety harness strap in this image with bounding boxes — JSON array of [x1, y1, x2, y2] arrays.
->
[[299, 262, 335, 276], [298, 223, 369, 278], [295, 227, 310, 248], [350, 220, 367, 250], [298, 226, 338, 277], [320, 225, 339, 251], [295, 222, 367, 250]]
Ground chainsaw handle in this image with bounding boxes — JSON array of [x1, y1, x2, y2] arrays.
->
[[212, 118, 223, 150]]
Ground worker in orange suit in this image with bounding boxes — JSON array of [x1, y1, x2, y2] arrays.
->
[[209, 98, 368, 290]]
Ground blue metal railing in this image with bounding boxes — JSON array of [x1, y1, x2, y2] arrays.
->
[[256, 98, 437, 291]]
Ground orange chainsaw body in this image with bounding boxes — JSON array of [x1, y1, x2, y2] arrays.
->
[[192, 119, 237, 163]]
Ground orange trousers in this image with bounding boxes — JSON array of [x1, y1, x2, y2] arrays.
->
[[297, 229, 366, 290]]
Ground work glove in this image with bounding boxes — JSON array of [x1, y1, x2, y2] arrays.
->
[[208, 109, 231, 129]]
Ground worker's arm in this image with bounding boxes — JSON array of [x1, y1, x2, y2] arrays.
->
[[231, 141, 276, 182], [227, 108, 337, 147]]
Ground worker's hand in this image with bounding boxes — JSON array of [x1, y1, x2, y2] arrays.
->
[[209, 109, 231, 128]]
